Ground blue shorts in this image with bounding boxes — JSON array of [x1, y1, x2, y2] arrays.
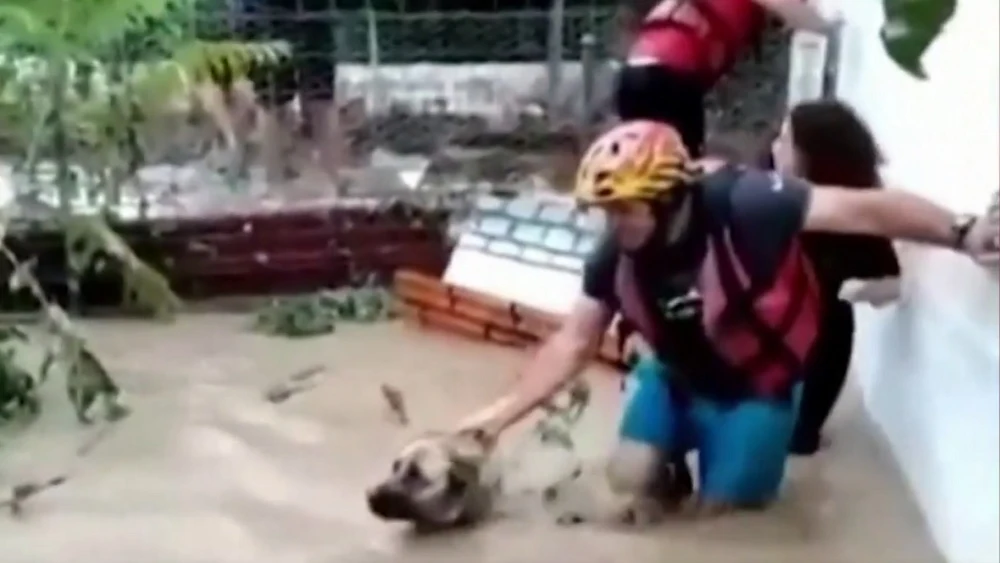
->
[[618, 355, 802, 506]]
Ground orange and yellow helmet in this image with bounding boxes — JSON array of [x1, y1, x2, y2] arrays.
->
[[574, 120, 694, 205]]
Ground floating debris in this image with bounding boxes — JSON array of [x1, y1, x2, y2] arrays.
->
[[380, 383, 409, 426], [263, 364, 326, 404], [2, 418, 121, 518], [1, 475, 68, 517]]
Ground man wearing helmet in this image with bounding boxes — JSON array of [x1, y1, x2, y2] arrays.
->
[[616, 0, 837, 156], [453, 120, 999, 518]]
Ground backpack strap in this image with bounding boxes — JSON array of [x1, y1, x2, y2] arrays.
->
[[700, 167, 805, 384]]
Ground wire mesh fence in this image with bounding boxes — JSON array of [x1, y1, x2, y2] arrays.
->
[[186, 5, 621, 119], [191, 4, 618, 63], [176, 2, 624, 196], [0, 0, 791, 215], [180, 2, 790, 152]]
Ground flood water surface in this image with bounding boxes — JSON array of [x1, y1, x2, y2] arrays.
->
[[0, 317, 941, 563]]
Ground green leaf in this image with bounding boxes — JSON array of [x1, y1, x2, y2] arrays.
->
[[0, 346, 41, 423], [252, 287, 394, 338], [880, 0, 957, 80]]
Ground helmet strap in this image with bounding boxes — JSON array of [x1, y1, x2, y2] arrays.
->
[[661, 193, 694, 246], [631, 188, 705, 265]]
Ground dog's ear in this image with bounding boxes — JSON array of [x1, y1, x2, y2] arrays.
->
[[447, 456, 480, 489]]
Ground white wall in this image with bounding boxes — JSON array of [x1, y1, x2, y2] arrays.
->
[[832, 2, 1000, 562]]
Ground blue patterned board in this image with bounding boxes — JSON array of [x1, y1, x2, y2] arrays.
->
[[456, 194, 604, 274]]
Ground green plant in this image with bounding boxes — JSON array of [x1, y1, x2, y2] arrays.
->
[[0, 0, 287, 314], [881, 0, 957, 80], [0, 0, 286, 431], [0, 241, 128, 428], [253, 282, 396, 338]]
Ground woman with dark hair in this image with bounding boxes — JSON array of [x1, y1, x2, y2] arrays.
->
[[768, 99, 902, 455]]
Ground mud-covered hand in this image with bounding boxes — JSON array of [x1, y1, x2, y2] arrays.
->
[[452, 414, 501, 453]]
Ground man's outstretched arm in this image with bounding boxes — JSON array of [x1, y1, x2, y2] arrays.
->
[[726, 168, 997, 266], [802, 187, 998, 258], [456, 296, 613, 440]]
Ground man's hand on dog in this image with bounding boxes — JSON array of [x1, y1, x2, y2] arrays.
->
[[451, 426, 499, 456], [453, 400, 512, 450]]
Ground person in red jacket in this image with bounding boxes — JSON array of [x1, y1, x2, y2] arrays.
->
[[616, 0, 838, 156]]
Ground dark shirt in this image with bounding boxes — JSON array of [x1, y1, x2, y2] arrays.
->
[[583, 167, 811, 382], [804, 234, 900, 302]]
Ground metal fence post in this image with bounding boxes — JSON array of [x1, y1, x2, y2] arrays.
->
[[546, 0, 565, 123], [363, 2, 387, 115], [580, 32, 597, 132], [821, 26, 841, 99]]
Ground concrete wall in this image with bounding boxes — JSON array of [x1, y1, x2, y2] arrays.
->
[[830, 2, 999, 562]]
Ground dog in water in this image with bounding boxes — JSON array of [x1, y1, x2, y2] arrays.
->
[[367, 430, 500, 531], [367, 379, 695, 530]]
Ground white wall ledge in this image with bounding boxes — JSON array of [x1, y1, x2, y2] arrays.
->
[[830, 0, 999, 561]]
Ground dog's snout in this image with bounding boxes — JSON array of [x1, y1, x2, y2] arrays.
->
[[367, 485, 418, 521]]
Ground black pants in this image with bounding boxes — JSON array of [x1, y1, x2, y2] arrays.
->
[[791, 299, 855, 455], [240, 0, 337, 106], [614, 63, 707, 157]]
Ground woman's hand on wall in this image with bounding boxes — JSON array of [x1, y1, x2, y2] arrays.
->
[[972, 191, 1000, 268]]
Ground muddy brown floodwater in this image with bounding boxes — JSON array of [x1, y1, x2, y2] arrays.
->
[[0, 316, 941, 563]]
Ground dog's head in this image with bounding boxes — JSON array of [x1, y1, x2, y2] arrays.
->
[[366, 430, 493, 529]]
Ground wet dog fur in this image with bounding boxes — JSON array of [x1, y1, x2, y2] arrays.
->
[[367, 430, 499, 531]]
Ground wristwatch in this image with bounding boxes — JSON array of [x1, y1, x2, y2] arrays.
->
[[950, 214, 978, 251]]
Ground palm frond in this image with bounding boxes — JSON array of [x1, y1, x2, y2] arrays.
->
[[67, 38, 289, 153], [126, 39, 289, 110]]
